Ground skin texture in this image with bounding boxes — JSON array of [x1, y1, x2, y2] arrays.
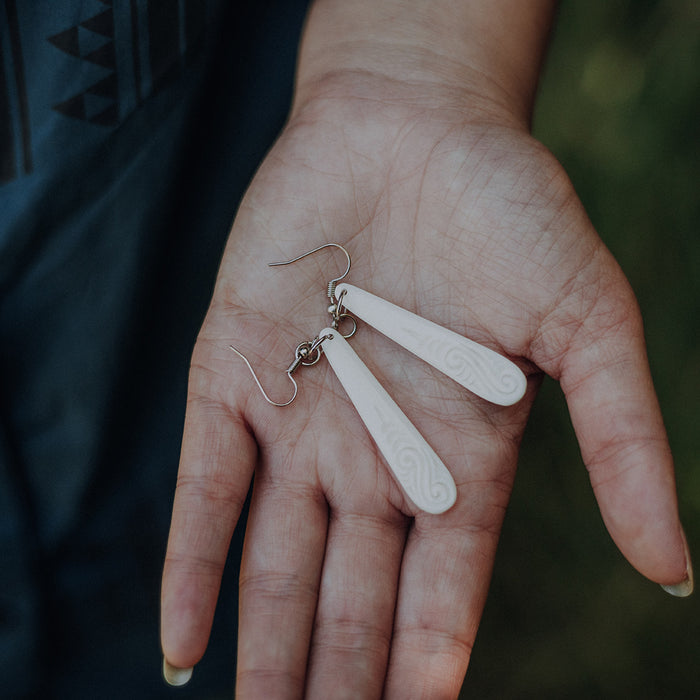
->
[[160, 1, 691, 697]]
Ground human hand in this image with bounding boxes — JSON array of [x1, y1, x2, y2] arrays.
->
[[161, 3, 692, 697]]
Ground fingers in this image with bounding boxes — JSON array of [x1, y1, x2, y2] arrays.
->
[[236, 451, 329, 698], [548, 259, 692, 592], [237, 436, 408, 700], [160, 384, 257, 670], [304, 507, 407, 698], [384, 531, 488, 697], [383, 464, 515, 699]]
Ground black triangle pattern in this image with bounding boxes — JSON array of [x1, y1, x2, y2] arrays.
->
[[47, 27, 81, 58], [86, 74, 118, 100], [90, 103, 119, 126], [84, 41, 116, 70], [49, 7, 118, 126], [53, 94, 87, 121], [80, 9, 114, 38]]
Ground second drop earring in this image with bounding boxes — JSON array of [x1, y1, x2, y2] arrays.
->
[[230, 243, 527, 515]]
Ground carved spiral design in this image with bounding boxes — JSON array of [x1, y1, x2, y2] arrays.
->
[[442, 344, 522, 399], [382, 421, 454, 511], [400, 326, 522, 403]]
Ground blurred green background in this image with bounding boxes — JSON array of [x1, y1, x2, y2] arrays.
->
[[461, 1, 700, 698]]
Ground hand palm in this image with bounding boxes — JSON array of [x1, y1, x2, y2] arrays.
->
[[162, 83, 686, 697]]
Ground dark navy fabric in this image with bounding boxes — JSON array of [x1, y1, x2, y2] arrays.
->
[[0, 1, 310, 697]]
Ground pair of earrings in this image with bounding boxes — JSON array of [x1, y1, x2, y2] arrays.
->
[[231, 243, 526, 514]]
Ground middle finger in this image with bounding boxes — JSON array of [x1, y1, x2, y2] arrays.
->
[[304, 497, 407, 698]]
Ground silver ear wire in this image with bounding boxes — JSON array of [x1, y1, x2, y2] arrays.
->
[[230, 243, 354, 408], [268, 242, 357, 335], [229, 345, 299, 407], [229, 334, 331, 408], [268, 242, 351, 300]]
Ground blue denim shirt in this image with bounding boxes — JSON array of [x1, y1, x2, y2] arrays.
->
[[0, 1, 309, 696]]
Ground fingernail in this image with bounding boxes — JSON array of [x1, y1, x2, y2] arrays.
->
[[661, 528, 694, 598], [163, 658, 194, 686]]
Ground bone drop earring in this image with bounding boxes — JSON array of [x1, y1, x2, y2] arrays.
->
[[230, 243, 526, 515]]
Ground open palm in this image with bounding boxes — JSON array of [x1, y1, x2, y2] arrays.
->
[[161, 75, 688, 698]]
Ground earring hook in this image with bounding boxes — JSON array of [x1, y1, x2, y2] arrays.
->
[[229, 334, 330, 408], [229, 345, 298, 407], [268, 242, 351, 299]]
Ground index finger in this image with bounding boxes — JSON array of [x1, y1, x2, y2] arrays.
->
[[160, 376, 257, 677]]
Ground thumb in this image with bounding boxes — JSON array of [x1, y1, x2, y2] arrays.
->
[[539, 248, 692, 596]]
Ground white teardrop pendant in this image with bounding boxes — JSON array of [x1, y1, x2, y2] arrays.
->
[[320, 328, 457, 515], [336, 284, 527, 406]]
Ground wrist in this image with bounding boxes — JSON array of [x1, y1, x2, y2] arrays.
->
[[294, 0, 557, 127]]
